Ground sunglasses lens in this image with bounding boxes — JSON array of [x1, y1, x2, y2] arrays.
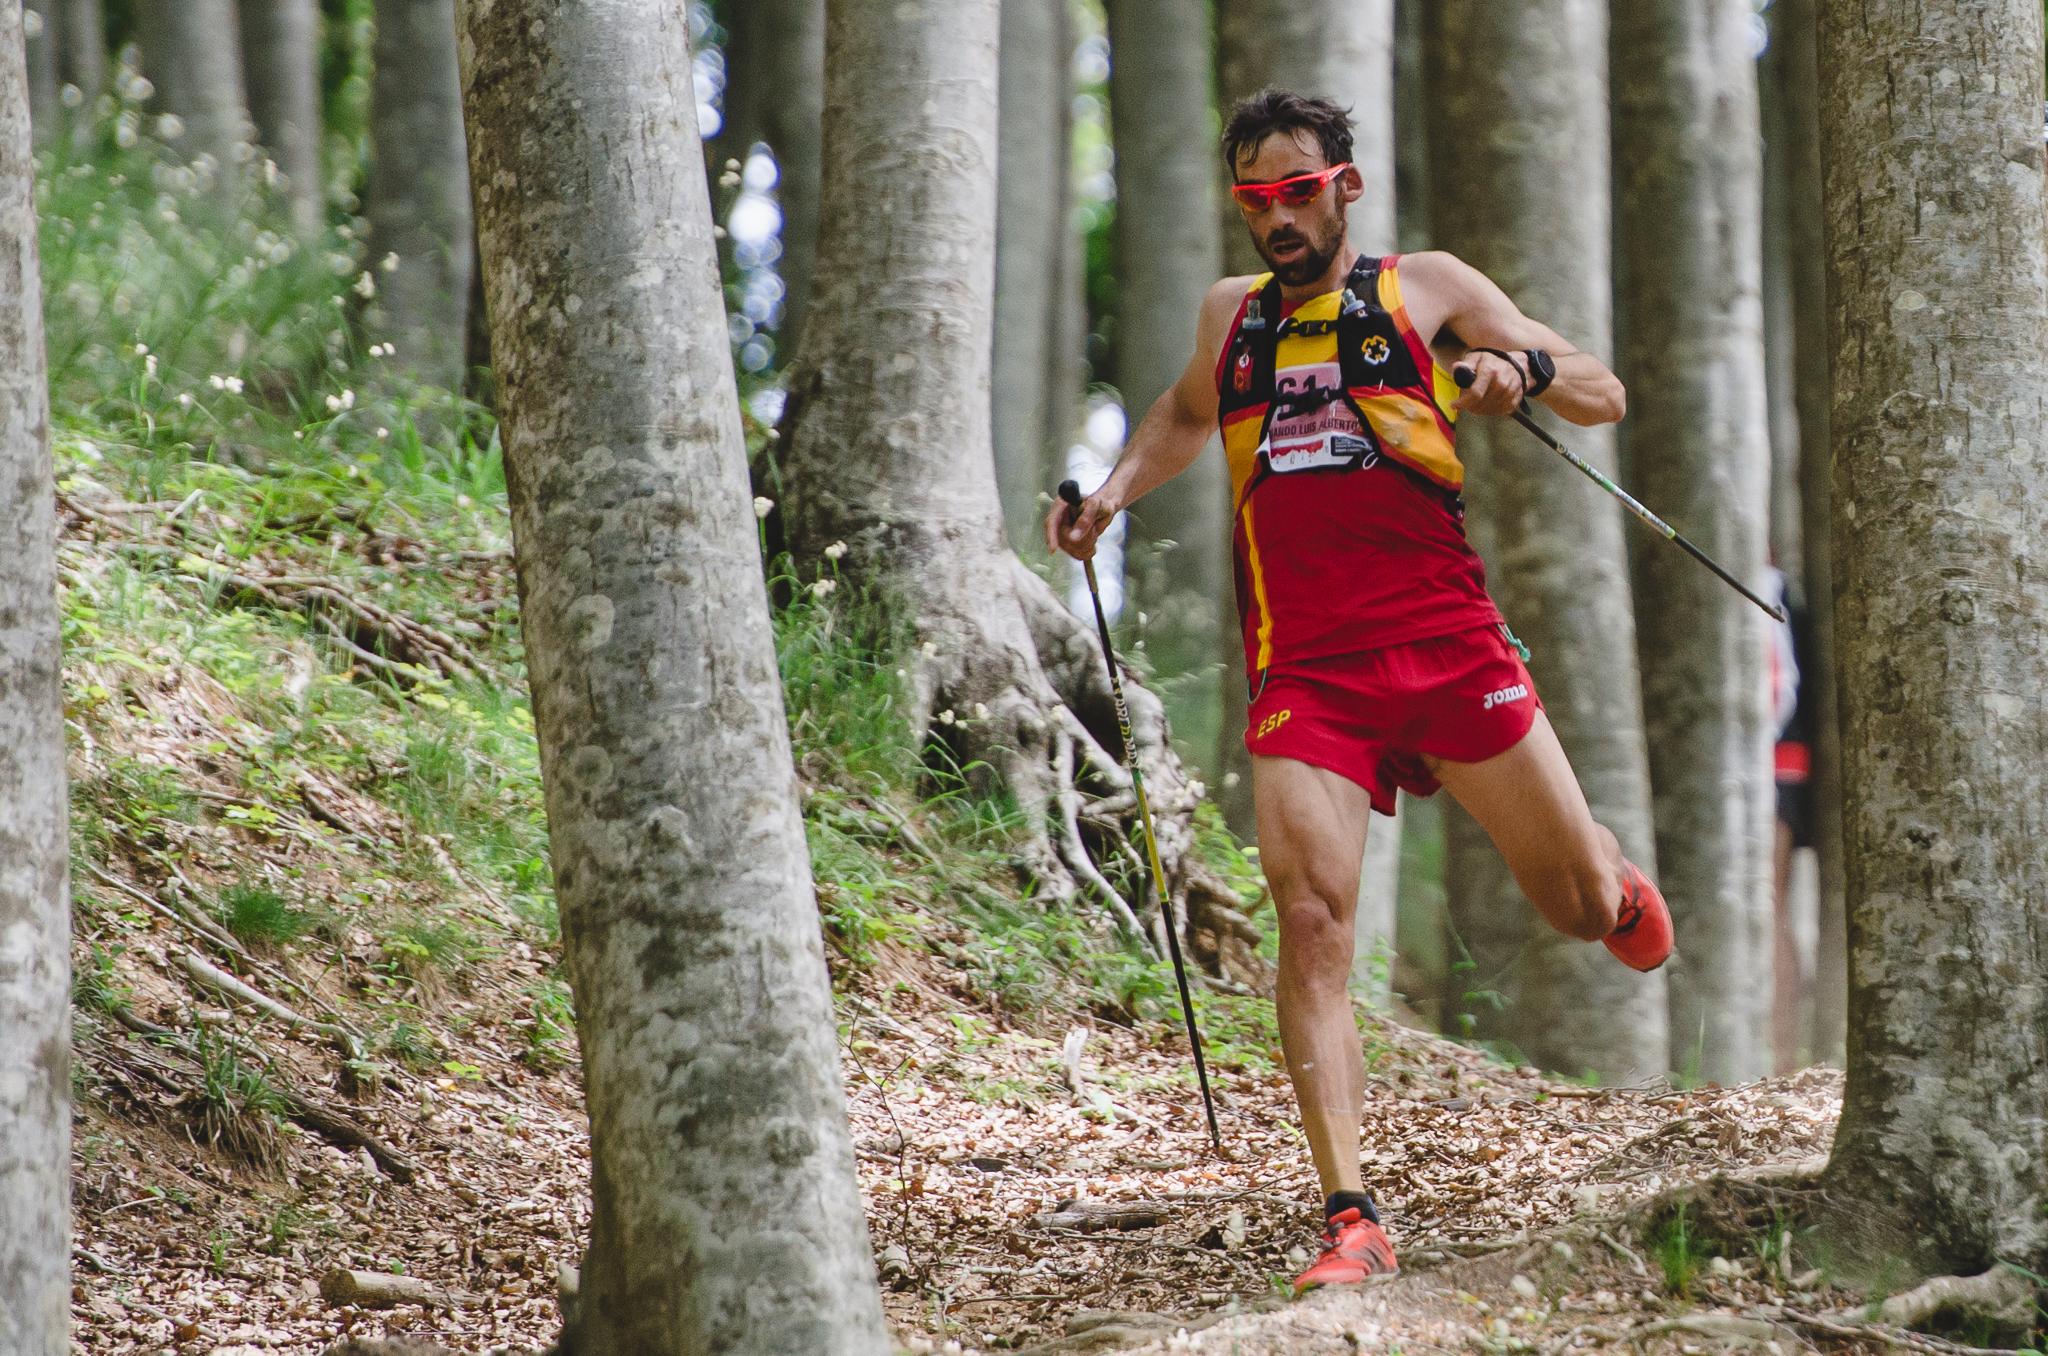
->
[[1233, 185, 1274, 210], [1278, 181, 1322, 206]]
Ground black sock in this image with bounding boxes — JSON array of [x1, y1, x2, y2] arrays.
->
[[1325, 1190, 1379, 1224]]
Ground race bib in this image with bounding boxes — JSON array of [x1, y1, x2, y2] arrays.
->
[[1261, 362, 1380, 474]]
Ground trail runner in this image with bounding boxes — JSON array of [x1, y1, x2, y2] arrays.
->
[[1046, 90, 1674, 1293]]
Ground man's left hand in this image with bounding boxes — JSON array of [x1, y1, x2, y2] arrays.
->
[[1452, 349, 1528, 417]]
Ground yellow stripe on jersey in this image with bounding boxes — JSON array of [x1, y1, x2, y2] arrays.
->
[[1239, 494, 1275, 670]]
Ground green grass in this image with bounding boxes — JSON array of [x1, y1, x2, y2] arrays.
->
[[217, 881, 321, 946]]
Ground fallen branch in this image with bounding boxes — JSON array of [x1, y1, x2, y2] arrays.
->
[[1029, 1200, 1167, 1234], [319, 1268, 483, 1311], [179, 949, 362, 1060], [1877, 1268, 2038, 1332]]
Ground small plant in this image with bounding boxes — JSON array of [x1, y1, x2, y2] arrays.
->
[[379, 1017, 439, 1070], [1651, 1203, 1706, 1297], [218, 881, 318, 946], [191, 1029, 288, 1168], [379, 912, 480, 980], [73, 942, 130, 1015], [520, 978, 577, 1070]]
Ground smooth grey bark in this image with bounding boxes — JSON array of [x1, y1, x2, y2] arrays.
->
[[23, 1, 55, 148], [1351, 796, 1401, 1004], [1105, 0, 1226, 794], [1816, 0, 2048, 1275], [716, 0, 823, 356], [1427, 0, 1666, 1082], [1211, 0, 1396, 838], [992, 0, 1076, 546], [363, 0, 470, 391], [783, 0, 1263, 979], [0, 5, 69, 1347], [56, 0, 101, 120], [1391, 0, 1428, 252], [1776, 0, 1845, 1064], [136, 0, 250, 176], [1611, 0, 1774, 1085], [238, 0, 323, 233], [456, 2, 890, 1350], [1757, 17, 1802, 583]]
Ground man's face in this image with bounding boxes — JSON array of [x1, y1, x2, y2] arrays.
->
[[1233, 130, 1357, 287]]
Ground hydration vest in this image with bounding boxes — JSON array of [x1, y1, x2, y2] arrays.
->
[[1215, 254, 1467, 513]]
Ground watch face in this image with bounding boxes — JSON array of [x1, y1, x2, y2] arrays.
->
[[1529, 348, 1557, 383]]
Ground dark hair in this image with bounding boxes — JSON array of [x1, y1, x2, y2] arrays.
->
[[1221, 89, 1355, 178]]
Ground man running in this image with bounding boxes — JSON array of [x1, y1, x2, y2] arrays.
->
[[1045, 89, 1673, 1292]]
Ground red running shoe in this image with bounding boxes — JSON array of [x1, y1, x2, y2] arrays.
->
[[1292, 1208, 1399, 1293], [1604, 859, 1673, 971]]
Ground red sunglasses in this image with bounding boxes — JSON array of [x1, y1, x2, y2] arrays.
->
[[1231, 162, 1352, 212]]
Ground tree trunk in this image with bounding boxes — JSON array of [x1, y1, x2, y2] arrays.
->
[[1611, 0, 1774, 1085], [992, 0, 1075, 546], [238, 0, 323, 233], [456, 3, 890, 1349], [23, 1, 56, 149], [1776, 0, 1846, 1066], [1211, 0, 1397, 839], [364, 0, 470, 392], [1757, 16, 1802, 584], [782, 0, 1264, 986], [1105, 0, 1225, 800], [0, 6, 70, 1346], [1351, 796, 1401, 1005], [56, 0, 101, 122], [1391, 0, 1428, 252], [716, 0, 823, 358], [135, 0, 249, 178], [1816, 0, 2048, 1276], [1426, 0, 1667, 1083]]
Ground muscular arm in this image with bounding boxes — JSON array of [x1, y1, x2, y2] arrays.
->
[[1047, 276, 1245, 559], [1398, 250, 1626, 427]]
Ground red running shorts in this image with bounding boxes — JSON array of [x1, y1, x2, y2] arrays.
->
[[1244, 624, 1542, 816]]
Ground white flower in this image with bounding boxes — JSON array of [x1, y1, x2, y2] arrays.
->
[[456, 494, 473, 508], [724, 158, 742, 173], [59, 84, 81, 109], [353, 271, 376, 298], [823, 541, 847, 561], [375, 427, 389, 440], [810, 578, 837, 599], [143, 354, 156, 376], [380, 251, 400, 273], [752, 496, 774, 520], [324, 393, 342, 413], [153, 112, 185, 141], [937, 709, 956, 725], [712, 225, 727, 240], [972, 703, 989, 720], [132, 342, 148, 356], [1188, 779, 1206, 798], [176, 392, 192, 407]]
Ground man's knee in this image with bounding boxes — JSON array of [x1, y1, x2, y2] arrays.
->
[[1273, 886, 1356, 987]]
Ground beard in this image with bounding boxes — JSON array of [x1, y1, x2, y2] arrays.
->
[[1255, 222, 1343, 286]]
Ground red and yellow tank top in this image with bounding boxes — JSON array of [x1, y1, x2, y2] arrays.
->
[[1216, 253, 1501, 680]]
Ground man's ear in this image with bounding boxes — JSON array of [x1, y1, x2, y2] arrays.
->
[[1338, 164, 1365, 205]]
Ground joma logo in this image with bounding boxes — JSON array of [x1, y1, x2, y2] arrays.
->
[[1482, 684, 1530, 711]]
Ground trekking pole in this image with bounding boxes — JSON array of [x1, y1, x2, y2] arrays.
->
[[1452, 367, 1786, 623], [1057, 479, 1223, 1152]]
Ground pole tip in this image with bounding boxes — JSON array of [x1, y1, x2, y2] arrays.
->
[[1453, 364, 1476, 389], [1057, 479, 1082, 507]]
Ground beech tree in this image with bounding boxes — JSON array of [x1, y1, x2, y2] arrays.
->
[[137, 0, 250, 176], [992, 0, 1077, 544], [782, 0, 1261, 981], [456, 2, 889, 1349], [23, 0, 53, 145], [56, 0, 100, 121], [1104, 0, 1227, 782], [1611, 0, 1773, 1083], [1775, 0, 1847, 1063], [364, 0, 470, 391], [715, 0, 823, 354], [1427, 0, 1666, 1081], [0, 5, 70, 1347], [1815, 0, 2048, 1276], [238, 0, 323, 233]]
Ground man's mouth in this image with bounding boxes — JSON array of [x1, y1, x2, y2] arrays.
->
[[1269, 237, 1306, 261]]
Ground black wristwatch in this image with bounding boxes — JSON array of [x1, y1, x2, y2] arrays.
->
[[1523, 348, 1557, 398]]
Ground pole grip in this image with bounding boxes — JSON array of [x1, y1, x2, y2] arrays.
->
[[1057, 479, 1083, 509], [1453, 364, 1476, 389]]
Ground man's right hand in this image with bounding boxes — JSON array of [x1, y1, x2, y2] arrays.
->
[[1046, 489, 1118, 560]]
